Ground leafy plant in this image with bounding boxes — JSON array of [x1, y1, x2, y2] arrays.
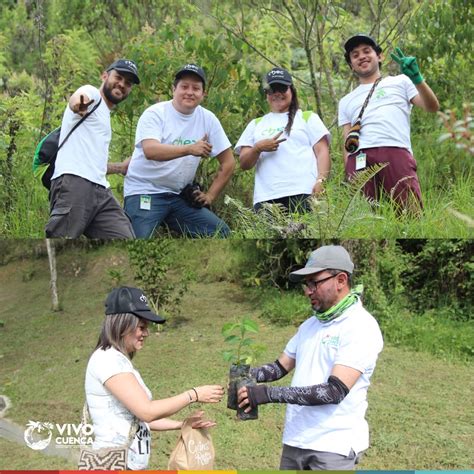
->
[[127, 239, 193, 320], [222, 317, 265, 365], [106, 267, 125, 288]]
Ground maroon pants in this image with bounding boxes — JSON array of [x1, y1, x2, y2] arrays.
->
[[345, 147, 423, 210]]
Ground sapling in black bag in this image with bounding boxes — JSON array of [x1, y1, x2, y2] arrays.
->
[[33, 99, 102, 190]]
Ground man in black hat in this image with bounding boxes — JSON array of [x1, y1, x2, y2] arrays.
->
[[46, 59, 140, 238], [123, 63, 235, 238], [338, 34, 439, 213], [238, 245, 383, 470]]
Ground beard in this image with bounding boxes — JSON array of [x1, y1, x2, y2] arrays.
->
[[102, 80, 129, 105]]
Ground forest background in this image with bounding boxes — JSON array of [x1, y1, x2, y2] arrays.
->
[[0, 238, 472, 469], [0, 0, 472, 238]]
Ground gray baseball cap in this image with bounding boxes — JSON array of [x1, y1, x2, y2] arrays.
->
[[289, 245, 354, 282]]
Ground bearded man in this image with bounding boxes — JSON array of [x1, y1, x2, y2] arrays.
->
[[45, 59, 139, 238], [238, 245, 384, 470]]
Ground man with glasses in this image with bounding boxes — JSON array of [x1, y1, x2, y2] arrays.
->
[[238, 245, 383, 470]]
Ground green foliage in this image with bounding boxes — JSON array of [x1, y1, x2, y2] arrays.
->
[[221, 317, 265, 365], [400, 240, 473, 322], [381, 309, 474, 362], [409, 0, 473, 110], [0, 1, 472, 237], [127, 239, 192, 318], [259, 288, 309, 327], [106, 267, 125, 289]]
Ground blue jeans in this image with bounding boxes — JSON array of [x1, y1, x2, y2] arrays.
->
[[124, 193, 230, 238]]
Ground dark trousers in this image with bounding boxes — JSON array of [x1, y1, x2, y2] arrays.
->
[[280, 444, 361, 470], [254, 194, 311, 213], [46, 174, 135, 239], [345, 147, 423, 211]]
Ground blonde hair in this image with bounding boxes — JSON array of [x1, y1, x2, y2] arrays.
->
[[95, 312, 140, 359]]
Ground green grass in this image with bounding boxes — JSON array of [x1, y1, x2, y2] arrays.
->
[[0, 242, 472, 469], [1, 122, 473, 238]]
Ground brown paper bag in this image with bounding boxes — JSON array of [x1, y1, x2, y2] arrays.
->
[[168, 418, 215, 469]]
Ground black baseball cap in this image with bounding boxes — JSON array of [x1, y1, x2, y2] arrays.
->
[[106, 59, 140, 84], [105, 286, 166, 323], [175, 63, 206, 87], [344, 34, 382, 63], [265, 67, 293, 86]]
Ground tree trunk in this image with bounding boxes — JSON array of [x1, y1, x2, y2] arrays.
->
[[46, 239, 60, 311]]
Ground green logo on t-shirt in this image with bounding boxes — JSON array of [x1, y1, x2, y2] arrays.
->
[[261, 126, 285, 137], [172, 136, 197, 146], [321, 334, 340, 348], [375, 89, 386, 100]]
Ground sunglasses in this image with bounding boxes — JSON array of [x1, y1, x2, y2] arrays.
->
[[265, 84, 290, 95]]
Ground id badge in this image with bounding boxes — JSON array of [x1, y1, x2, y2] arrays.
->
[[355, 152, 366, 171], [140, 195, 151, 211]]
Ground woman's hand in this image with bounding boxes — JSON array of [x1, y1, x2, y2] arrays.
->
[[188, 410, 217, 429], [255, 131, 287, 153], [193, 385, 224, 403]]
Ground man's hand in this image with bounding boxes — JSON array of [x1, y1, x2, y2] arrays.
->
[[193, 189, 214, 207], [188, 134, 213, 157], [106, 157, 131, 176], [237, 384, 270, 412], [72, 94, 95, 116], [255, 131, 287, 153], [390, 47, 424, 85]]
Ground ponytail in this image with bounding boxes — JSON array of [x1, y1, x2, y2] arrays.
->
[[285, 85, 299, 136]]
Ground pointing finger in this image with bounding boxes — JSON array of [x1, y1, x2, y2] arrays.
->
[[273, 131, 283, 140], [276, 138, 287, 144]]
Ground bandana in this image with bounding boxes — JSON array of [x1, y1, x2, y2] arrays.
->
[[313, 285, 363, 323]]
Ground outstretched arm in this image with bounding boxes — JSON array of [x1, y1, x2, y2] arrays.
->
[[250, 353, 295, 382], [238, 363, 361, 411], [105, 372, 223, 423], [391, 47, 439, 113]]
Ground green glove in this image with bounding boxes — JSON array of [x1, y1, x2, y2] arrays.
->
[[390, 47, 424, 85]]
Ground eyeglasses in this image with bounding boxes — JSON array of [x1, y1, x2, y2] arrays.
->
[[265, 84, 290, 95], [302, 274, 339, 292]]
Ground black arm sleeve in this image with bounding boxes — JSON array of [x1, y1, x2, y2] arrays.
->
[[250, 359, 288, 383], [247, 375, 350, 407]]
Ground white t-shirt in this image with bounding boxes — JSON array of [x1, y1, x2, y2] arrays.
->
[[85, 347, 152, 470], [52, 85, 111, 187], [235, 110, 330, 205], [338, 75, 418, 153], [124, 101, 231, 197], [282, 300, 383, 456]]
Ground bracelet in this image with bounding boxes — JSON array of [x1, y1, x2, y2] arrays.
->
[[192, 387, 199, 402], [186, 391, 193, 404]]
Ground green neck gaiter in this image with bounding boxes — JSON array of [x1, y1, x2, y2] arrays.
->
[[313, 285, 363, 323]]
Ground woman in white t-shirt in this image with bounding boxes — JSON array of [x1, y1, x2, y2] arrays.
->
[[85, 286, 224, 470], [235, 67, 331, 212]]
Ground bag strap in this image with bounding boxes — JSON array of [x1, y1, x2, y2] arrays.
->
[[355, 76, 382, 122], [58, 98, 102, 151], [82, 401, 138, 446]]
